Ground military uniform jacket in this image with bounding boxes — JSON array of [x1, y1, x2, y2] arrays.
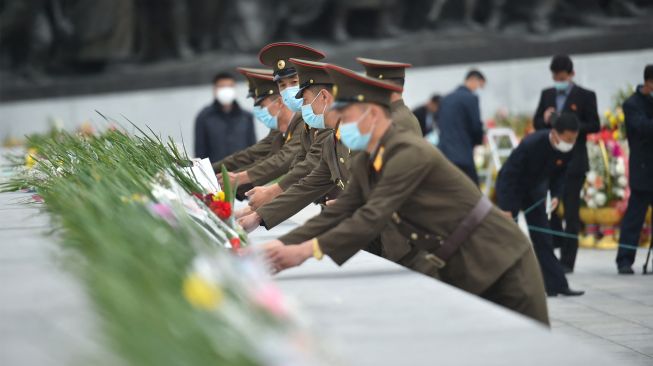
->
[[257, 128, 353, 228], [279, 126, 531, 295], [277, 124, 332, 190], [247, 113, 304, 186], [390, 99, 422, 136], [212, 129, 284, 172], [257, 103, 428, 231]]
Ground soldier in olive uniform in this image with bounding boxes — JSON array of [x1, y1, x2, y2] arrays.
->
[[262, 64, 549, 325], [242, 43, 334, 212], [238, 58, 353, 231], [227, 42, 325, 190], [357, 57, 422, 136], [212, 67, 283, 174]]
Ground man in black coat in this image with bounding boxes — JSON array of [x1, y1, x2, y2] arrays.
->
[[413, 94, 441, 136], [437, 70, 486, 185], [616, 65, 653, 274], [194, 72, 257, 162], [533, 55, 600, 272], [497, 113, 584, 297]]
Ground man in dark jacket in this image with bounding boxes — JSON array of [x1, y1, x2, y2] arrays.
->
[[533, 55, 600, 272], [616, 64, 653, 274], [497, 113, 584, 297], [413, 94, 441, 136], [437, 70, 485, 185], [194, 72, 257, 162]]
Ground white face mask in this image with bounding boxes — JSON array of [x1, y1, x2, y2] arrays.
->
[[215, 87, 236, 105], [555, 140, 574, 153]]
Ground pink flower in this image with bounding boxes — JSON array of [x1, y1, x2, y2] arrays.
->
[[149, 203, 177, 226], [253, 284, 288, 318]]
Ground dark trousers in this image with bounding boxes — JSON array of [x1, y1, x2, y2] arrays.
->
[[616, 189, 653, 267], [522, 195, 570, 293], [455, 163, 479, 186], [551, 174, 585, 270]]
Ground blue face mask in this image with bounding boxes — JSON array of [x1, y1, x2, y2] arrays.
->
[[340, 108, 372, 151], [301, 91, 326, 129], [281, 85, 303, 112], [553, 81, 570, 91], [253, 104, 278, 130]]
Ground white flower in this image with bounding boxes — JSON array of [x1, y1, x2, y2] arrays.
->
[[587, 187, 597, 196], [617, 176, 628, 187], [595, 192, 607, 206], [613, 188, 626, 198], [587, 200, 597, 209], [587, 171, 597, 182], [615, 158, 626, 175]]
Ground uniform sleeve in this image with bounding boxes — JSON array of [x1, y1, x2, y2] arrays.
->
[[278, 163, 365, 245], [316, 149, 433, 265], [533, 90, 548, 130], [579, 91, 600, 134], [278, 129, 330, 191], [496, 144, 527, 215], [213, 131, 274, 172], [624, 98, 653, 136], [194, 113, 208, 159], [257, 157, 336, 229], [247, 125, 303, 185]]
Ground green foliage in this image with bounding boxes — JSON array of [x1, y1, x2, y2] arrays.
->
[[0, 127, 298, 366]]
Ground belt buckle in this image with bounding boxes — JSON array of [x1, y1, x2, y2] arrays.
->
[[425, 253, 446, 269]]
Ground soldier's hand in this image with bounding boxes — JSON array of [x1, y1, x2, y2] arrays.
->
[[544, 107, 556, 124], [237, 212, 262, 233], [217, 171, 238, 185], [502, 210, 514, 219], [264, 240, 313, 274], [235, 206, 252, 219], [325, 199, 338, 206], [246, 184, 282, 210]]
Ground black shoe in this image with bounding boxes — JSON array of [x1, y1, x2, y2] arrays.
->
[[546, 290, 558, 297], [618, 266, 635, 275], [558, 288, 585, 297]]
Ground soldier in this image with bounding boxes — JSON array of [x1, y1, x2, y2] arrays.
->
[[238, 59, 353, 231], [356, 57, 423, 136], [239, 43, 333, 211], [261, 64, 549, 325], [224, 42, 324, 192], [212, 67, 281, 174]]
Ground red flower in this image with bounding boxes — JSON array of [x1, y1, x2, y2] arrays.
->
[[209, 200, 232, 220], [192, 192, 203, 200], [230, 237, 241, 251]]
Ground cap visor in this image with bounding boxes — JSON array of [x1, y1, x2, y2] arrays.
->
[[295, 85, 308, 99], [329, 100, 355, 111]]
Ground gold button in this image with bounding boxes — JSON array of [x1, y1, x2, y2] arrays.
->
[[410, 233, 418, 240], [339, 157, 345, 163]]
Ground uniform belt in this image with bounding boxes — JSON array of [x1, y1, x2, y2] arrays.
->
[[393, 196, 493, 268], [434, 196, 492, 262]]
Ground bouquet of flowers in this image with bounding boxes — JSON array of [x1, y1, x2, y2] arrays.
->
[[1, 121, 327, 366]]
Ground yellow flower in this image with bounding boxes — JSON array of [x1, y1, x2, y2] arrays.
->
[[183, 273, 223, 310], [613, 130, 620, 140], [212, 191, 225, 202], [617, 110, 625, 123], [603, 109, 612, 119], [608, 115, 617, 128], [25, 148, 38, 168]]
